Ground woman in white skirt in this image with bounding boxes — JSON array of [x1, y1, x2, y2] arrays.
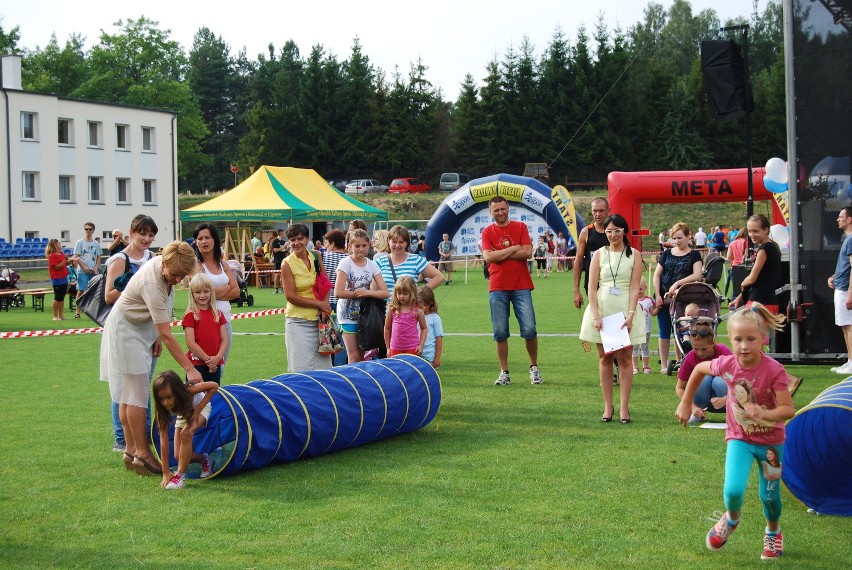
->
[[281, 224, 333, 372], [100, 241, 201, 475]]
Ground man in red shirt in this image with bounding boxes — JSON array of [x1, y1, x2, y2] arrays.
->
[[481, 196, 541, 386]]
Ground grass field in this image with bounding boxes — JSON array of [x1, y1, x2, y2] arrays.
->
[[1, 268, 848, 568]]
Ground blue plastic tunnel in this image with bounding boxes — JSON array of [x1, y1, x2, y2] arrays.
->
[[783, 378, 852, 516], [153, 355, 441, 479]]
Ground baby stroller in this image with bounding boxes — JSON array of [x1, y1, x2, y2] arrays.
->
[[702, 251, 726, 294], [226, 260, 254, 308], [666, 281, 721, 376], [0, 264, 24, 309]]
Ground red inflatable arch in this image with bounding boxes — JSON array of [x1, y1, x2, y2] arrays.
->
[[607, 167, 784, 248]]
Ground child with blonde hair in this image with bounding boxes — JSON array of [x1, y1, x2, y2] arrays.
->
[[632, 277, 659, 373], [182, 273, 228, 384], [676, 303, 794, 560], [417, 286, 444, 368], [384, 276, 426, 356]]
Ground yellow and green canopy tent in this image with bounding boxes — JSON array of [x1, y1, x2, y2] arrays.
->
[[179, 166, 387, 222]]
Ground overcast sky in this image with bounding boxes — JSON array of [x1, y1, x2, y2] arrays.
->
[[3, 0, 759, 100]]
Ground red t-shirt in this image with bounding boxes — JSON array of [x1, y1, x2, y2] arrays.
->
[[48, 253, 69, 280], [482, 221, 534, 292], [677, 343, 733, 382], [182, 308, 226, 365]]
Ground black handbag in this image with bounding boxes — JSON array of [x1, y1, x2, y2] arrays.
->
[[77, 253, 132, 326], [77, 273, 111, 326], [357, 297, 387, 352]]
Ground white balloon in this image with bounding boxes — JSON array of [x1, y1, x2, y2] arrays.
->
[[770, 224, 789, 250], [765, 157, 788, 184]]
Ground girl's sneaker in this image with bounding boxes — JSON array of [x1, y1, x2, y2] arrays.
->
[[200, 454, 212, 479], [706, 512, 737, 550], [165, 472, 186, 490], [761, 531, 783, 559]]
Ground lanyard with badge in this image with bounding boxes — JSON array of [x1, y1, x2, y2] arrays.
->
[[608, 246, 623, 296]]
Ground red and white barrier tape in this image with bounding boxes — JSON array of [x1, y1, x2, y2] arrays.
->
[[0, 307, 288, 339]]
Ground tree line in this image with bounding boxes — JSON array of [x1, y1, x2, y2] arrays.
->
[[0, 0, 786, 193]]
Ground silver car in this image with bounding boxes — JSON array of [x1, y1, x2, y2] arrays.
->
[[344, 179, 388, 194]]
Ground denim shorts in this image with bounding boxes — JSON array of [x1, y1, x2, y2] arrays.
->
[[489, 289, 537, 341]]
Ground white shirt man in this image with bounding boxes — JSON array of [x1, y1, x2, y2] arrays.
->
[[694, 227, 707, 248]]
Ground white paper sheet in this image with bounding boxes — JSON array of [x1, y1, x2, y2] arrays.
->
[[600, 312, 631, 354], [699, 422, 727, 430]]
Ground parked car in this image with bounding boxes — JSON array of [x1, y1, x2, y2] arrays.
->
[[439, 172, 471, 192], [344, 179, 389, 194], [327, 179, 348, 192], [389, 177, 431, 194]]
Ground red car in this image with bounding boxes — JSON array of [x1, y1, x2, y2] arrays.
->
[[389, 177, 431, 194]]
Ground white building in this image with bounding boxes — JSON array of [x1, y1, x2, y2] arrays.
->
[[0, 55, 178, 248]]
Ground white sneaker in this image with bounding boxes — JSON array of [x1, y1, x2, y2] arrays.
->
[[494, 371, 511, 385], [165, 472, 185, 490], [835, 362, 852, 375], [830, 361, 849, 372], [529, 366, 543, 385], [688, 414, 703, 427], [200, 454, 212, 479]]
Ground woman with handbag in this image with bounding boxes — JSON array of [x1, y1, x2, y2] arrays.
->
[[103, 214, 158, 453], [335, 229, 390, 363], [99, 241, 201, 475], [281, 224, 334, 372], [373, 225, 443, 295]]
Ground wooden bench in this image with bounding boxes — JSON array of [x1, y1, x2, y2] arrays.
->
[[0, 288, 52, 312]]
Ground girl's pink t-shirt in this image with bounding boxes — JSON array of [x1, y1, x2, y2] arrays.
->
[[390, 309, 420, 351], [710, 354, 788, 445]]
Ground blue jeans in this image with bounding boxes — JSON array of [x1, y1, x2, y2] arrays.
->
[[694, 375, 727, 413], [724, 440, 785, 522], [657, 308, 673, 340], [489, 289, 537, 341]]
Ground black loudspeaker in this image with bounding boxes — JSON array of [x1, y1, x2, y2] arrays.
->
[[700, 40, 754, 123]]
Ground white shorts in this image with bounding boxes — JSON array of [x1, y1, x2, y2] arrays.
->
[[834, 289, 852, 326], [176, 402, 211, 429]]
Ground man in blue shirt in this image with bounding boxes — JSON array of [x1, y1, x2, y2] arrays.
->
[[828, 207, 852, 374]]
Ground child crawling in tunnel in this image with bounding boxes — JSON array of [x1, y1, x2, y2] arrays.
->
[[153, 370, 219, 490]]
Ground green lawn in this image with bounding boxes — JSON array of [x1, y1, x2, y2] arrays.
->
[[0, 268, 848, 569]]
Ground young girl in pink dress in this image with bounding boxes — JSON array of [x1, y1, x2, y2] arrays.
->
[[384, 276, 426, 356]]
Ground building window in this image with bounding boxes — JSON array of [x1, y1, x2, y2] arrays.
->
[[143, 179, 156, 204], [58, 118, 73, 145], [116, 178, 131, 203], [116, 124, 129, 150], [89, 177, 103, 203], [142, 127, 155, 152], [61, 230, 70, 241], [24, 231, 39, 239], [59, 175, 74, 202], [22, 172, 39, 200], [21, 112, 37, 140], [88, 121, 102, 147]]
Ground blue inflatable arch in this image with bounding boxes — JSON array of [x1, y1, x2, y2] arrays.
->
[[424, 174, 585, 262]]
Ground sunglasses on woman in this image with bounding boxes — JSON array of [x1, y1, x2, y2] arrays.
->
[[688, 328, 713, 338]]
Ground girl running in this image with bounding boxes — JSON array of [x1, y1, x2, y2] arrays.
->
[[676, 303, 794, 560]]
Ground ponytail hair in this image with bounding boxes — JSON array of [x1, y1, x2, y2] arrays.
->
[[729, 302, 786, 333]]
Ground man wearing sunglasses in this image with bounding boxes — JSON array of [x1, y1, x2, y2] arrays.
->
[[73, 222, 102, 318]]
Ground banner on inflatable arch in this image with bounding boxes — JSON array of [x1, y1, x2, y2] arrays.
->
[[424, 174, 585, 261]]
